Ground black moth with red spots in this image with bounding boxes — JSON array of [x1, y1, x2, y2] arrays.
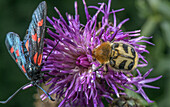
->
[[0, 1, 55, 104]]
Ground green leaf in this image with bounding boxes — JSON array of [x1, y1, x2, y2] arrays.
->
[[148, 0, 160, 11], [160, 20, 170, 47], [156, 57, 170, 72], [125, 89, 159, 107], [148, 102, 158, 107], [158, 1, 170, 19], [125, 89, 149, 106], [136, 0, 151, 18], [141, 15, 161, 36]]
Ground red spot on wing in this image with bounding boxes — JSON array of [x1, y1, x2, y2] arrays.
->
[[10, 47, 14, 53], [37, 54, 42, 66], [38, 38, 41, 43], [22, 46, 24, 53], [38, 19, 43, 27], [16, 49, 19, 56], [32, 33, 37, 41], [22, 65, 26, 73], [33, 52, 38, 64], [25, 40, 29, 51], [16, 59, 18, 63]]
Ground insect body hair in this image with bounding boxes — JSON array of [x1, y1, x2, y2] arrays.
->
[[92, 41, 112, 64]]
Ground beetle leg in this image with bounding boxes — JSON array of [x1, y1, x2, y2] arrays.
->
[[105, 64, 108, 72], [93, 64, 104, 72]]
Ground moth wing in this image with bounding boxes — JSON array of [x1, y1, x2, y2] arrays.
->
[[5, 32, 28, 77], [23, 1, 47, 66]]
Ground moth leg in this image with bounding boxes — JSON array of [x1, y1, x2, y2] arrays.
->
[[34, 82, 55, 101]]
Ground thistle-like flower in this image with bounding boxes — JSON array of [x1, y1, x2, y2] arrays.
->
[[41, 0, 162, 106]]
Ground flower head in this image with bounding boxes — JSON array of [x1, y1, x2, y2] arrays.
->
[[41, 0, 162, 106]]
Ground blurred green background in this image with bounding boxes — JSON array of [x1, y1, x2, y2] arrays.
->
[[0, 0, 169, 107]]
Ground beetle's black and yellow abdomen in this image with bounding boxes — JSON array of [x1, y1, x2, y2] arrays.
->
[[92, 41, 138, 72], [110, 42, 138, 71]]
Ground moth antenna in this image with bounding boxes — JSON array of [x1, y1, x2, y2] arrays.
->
[[45, 40, 59, 61], [0, 83, 31, 104]]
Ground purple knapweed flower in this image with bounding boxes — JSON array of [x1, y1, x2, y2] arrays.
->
[[40, 0, 162, 106]]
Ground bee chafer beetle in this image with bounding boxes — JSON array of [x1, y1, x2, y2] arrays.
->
[[92, 41, 138, 72]]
